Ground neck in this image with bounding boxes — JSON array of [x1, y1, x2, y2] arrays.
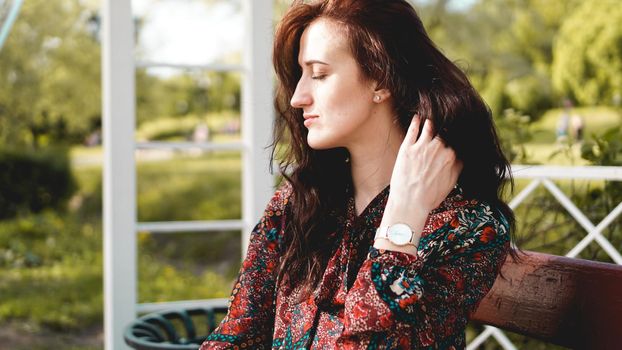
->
[[346, 112, 404, 212]]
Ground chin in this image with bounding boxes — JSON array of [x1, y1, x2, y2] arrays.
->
[[306, 133, 339, 150]]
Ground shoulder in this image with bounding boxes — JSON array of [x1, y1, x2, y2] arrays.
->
[[252, 181, 293, 251], [265, 179, 293, 213]]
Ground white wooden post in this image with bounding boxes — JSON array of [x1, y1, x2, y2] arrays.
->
[[241, 0, 274, 258], [102, 0, 136, 348]]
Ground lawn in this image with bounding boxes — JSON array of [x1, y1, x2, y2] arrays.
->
[[524, 107, 621, 165], [0, 150, 245, 349]]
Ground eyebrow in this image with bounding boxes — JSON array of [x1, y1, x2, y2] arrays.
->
[[299, 59, 329, 67]]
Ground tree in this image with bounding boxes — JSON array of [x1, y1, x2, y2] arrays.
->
[[0, 0, 101, 147], [414, 0, 581, 119], [552, 0, 622, 106]]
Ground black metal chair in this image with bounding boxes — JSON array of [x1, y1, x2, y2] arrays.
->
[[124, 306, 228, 350]]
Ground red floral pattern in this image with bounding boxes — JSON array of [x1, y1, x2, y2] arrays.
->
[[201, 181, 510, 349]]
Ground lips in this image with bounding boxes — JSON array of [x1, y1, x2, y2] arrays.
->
[[303, 114, 318, 127]]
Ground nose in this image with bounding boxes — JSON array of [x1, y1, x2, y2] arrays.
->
[[290, 78, 312, 109]]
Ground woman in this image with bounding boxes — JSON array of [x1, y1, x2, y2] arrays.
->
[[201, 0, 519, 348]]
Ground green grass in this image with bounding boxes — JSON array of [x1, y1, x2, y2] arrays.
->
[[0, 210, 103, 330], [521, 106, 621, 165], [531, 107, 621, 143], [522, 143, 588, 165], [0, 262, 103, 330], [490, 106, 619, 165], [0, 150, 244, 337], [137, 151, 242, 221]]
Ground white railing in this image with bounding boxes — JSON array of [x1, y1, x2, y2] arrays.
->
[[467, 164, 622, 350]]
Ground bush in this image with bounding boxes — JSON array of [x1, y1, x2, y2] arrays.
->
[[135, 112, 239, 142], [0, 148, 76, 219]]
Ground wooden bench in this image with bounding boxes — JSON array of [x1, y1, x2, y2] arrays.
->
[[472, 250, 622, 349]]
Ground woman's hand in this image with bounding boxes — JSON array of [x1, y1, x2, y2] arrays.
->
[[379, 115, 463, 236]]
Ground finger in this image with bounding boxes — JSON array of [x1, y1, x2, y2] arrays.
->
[[417, 118, 434, 144], [404, 114, 421, 144], [431, 134, 446, 148]]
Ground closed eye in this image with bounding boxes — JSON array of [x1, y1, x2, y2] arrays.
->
[[311, 75, 326, 80]]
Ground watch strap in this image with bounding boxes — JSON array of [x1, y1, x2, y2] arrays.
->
[[374, 223, 418, 246]]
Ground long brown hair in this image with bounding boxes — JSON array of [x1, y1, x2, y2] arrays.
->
[[270, 0, 519, 301]]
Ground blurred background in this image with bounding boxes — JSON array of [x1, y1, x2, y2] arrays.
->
[[0, 0, 620, 348]]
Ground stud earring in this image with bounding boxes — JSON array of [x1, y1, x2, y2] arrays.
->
[[373, 95, 381, 102]]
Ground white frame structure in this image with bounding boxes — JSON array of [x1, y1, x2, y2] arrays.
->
[[102, 0, 274, 349], [102, 1, 136, 349]]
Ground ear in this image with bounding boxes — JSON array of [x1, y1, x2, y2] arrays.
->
[[372, 85, 391, 103]]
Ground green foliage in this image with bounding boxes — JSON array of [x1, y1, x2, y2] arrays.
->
[[505, 73, 552, 117], [0, 152, 243, 333], [136, 70, 241, 126], [136, 115, 206, 141], [581, 126, 622, 166], [494, 108, 533, 163], [0, 148, 76, 219], [419, 0, 583, 118], [552, 0, 622, 106], [0, 211, 97, 269], [0, 209, 102, 330], [0, 210, 238, 331], [511, 119, 622, 262], [0, 0, 101, 147], [0, 0, 242, 149], [135, 112, 239, 142]]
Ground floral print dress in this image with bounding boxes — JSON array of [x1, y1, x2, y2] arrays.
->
[[200, 180, 510, 349]]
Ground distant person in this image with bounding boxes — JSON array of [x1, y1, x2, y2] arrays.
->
[[85, 128, 101, 147], [556, 113, 569, 142], [556, 99, 573, 143], [193, 123, 210, 143], [200, 0, 518, 348], [570, 114, 584, 142]]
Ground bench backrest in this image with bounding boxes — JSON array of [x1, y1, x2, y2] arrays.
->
[[472, 250, 622, 349]]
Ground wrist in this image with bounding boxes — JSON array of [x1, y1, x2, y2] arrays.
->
[[373, 237, 418, 255], [381, 197, 430, 233]]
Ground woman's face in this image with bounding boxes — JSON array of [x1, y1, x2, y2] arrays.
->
[[290, 18, 380, 150]]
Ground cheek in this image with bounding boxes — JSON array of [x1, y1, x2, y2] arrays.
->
[[319, 77, 372, 118]]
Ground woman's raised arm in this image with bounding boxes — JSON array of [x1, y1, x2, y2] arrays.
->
[[337, 200, 511, 349]]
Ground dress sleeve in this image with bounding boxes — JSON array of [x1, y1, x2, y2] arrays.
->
[[337, 201, 511, 348], [200, 181, 291, 350]]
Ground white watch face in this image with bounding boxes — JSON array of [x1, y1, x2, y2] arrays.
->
[[387, 223, 412, 245]]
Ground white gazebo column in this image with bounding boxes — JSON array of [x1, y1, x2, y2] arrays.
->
[[241, 0, 274, 258], [102, 0, 136, 349]]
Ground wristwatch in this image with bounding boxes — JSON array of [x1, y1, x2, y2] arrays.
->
[[374, 223, 418, 247]]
